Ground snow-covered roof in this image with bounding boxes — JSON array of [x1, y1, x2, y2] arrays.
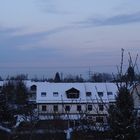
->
[[25, 80, 42, 87], [0, 80, 118, 103], [36, 82, 118, 104]]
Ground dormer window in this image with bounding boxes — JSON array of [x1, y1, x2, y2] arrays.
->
[[98, 92, 103, 97], [53, 92, 59, 97], [41, 92, 46, 97], [107, 92, 113, 95], [86, 92, 91, 97], [66, 87, 80, 99]]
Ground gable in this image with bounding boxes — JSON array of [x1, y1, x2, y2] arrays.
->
[[65, 87, 80, 99], [65, 87, 80, 94]]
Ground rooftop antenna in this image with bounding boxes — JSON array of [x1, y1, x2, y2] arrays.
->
[[60, 72, 63, 81], [88, 66, 92, 81]]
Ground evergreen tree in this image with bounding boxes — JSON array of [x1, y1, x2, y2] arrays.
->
[[15, 80, 28, 105], [108, 85, 136, 139], [0, 82, 15, 122], [54, 72, 61, 82], [2, 79, 28, 105], [1, 78, 28, 117], [2, 80, 15, 104]]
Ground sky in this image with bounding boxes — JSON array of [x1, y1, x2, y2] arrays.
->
[[0, 0, 140, 78]]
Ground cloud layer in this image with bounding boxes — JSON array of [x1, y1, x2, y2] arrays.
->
[[76, 12, 140, 27], [0, 0, 140, 78]]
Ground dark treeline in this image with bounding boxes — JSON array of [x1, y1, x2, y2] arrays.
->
[[32, 72, 114, 83], [0, 66, 139, 83], [0, 75, 33, 123], [33, 71, 140, 83]]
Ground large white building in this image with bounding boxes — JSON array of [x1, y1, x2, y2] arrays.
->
[[32, 82, 118, 122]]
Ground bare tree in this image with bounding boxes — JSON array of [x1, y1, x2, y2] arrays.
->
[[108, 49, 137, 140]]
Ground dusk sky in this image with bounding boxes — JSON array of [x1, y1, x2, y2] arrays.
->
[[0, 0, 140, 78]]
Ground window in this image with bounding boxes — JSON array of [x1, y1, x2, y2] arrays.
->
[[67, 93, 79, 98], [107, 92, 113, 95], [99, 104, 104, 111], [77, 105, 81, 111], [30, 85, 37, 91], [53, 92, 59, 97], [96, 117, 104, 123], [41, 92, 46, 97], [65, 105, 70, 111], [86, 92, 91, 97], [87, 105, 92, 111], [98, 92, 103, 97], [42, 105, 47, 111], [53, 105, 58, 112]]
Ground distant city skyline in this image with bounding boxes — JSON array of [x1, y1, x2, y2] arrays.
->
[[0, 0, 140, 78]]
